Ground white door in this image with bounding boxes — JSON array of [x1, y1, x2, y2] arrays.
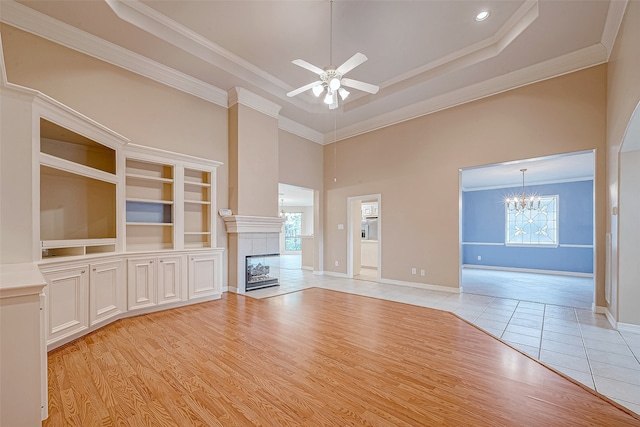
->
[[89, 260, 125, 326], [43, 265, 89, 344], [127, 257, 157, 310], [157, 255, 183, 305]]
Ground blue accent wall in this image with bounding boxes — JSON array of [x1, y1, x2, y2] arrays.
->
[[462, 180, 593, 273]]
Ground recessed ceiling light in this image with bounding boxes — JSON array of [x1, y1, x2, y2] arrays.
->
[[476, 10, 491, 21]]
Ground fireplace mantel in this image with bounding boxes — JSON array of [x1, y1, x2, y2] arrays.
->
[[223, 215, 284, 234]]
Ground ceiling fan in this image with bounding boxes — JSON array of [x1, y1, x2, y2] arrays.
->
[[286, 53, 379, 109], [286, 1, 379, 110]]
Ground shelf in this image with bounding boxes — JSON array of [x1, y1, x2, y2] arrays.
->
[[42, 238, 117, 248], [127, 198, 174, 205], [184, 200, 211, 205], [184, 181, 211, 188], [126, 173, 173, 183], [126, 159, 173, 181], [184, 232, 211, 235], [41, 239, 117, 259], [41, 153, 118, 184], [126, 222, 174, 226]]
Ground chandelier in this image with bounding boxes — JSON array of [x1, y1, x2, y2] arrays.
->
[[505, 169, 542, 212]]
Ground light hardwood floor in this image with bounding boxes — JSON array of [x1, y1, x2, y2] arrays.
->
[[44, 288, 640, 426]]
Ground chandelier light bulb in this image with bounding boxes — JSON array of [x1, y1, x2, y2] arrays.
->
[[338, 87, 350, 100], [329, 77, 341, 91], [312, 84, 324, 97], [324, 91, 334, 104]]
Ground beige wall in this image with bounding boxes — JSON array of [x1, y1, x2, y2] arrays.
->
[[324, 66, 607, 297], [278, 130, 323, 191], [606, 1, 640, 324], [229, 103, 279, 217], [1, 24, 230, 253]]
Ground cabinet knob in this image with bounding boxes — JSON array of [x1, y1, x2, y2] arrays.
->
[[160, 260, 163, 263], [81, 270, 86, 274], [93, 268, 96, 272], [150, 260, 154, 263]]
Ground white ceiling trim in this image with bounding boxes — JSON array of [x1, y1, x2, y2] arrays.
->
[[601, 0, 628, 60], [380, 1, 538, 90], [462, 176, 594, 192], [228, 87, 281, 119], [0, 0, 228, 107], [104, 0, 314, 112], [278, 116, 324, 145], [328, 44, 607, 143]]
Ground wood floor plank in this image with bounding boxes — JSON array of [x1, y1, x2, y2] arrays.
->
[[44, 288, 640, 426]]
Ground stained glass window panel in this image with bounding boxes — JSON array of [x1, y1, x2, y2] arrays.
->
[[505, 196, 558, 245]]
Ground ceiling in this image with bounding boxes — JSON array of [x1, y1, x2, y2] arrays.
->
[[0, 1, 623, 190], [1, 0, 625, 144], [279, 184, 314, 207]]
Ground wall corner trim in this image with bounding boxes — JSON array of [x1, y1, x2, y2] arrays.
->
[[227, 87, 282, 119]]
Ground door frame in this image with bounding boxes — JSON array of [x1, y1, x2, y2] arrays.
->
[[347, 194, 381, 280]]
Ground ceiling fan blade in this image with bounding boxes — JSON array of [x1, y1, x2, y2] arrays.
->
[[292, 59, 325, 76], [336, 52, 368, 75], [286, 81, 323, 97], [341, 78, 379, 94]]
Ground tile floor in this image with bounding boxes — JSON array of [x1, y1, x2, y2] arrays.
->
[[244, 256, 640, 415]]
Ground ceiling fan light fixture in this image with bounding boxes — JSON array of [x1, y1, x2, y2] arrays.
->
[[338, 87, 349, 100], [476, 10, 490, 21], [312, 84, 324, 97], [324, 91, 334, 105], [329, 77, 341, 91]]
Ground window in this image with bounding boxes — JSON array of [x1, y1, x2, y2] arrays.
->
[[506, 196, 558, 246], [284, 212, 302, 251]]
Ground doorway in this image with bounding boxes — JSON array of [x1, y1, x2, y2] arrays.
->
[[459, 151, 596, 308], [278, 183, 315, 272], [347, 194, 381, 281]]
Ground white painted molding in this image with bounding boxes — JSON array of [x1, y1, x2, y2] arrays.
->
[[0, 31, 7, 85], [462, 176, 594, 192], [227, 87, 282, 119], [599, 307, 618, 329], [600, 0, 628, 60], [331, 44, 608, 142], [0, 0, 228, 107], [223, 215, 284, 234], [618, 322, 640, 334], [319, 271, 349, 278], [379, 278, 461, 294], [278, 116, 324, 145], [125, 143, 223, 168], [462, 264, 594, 278], [461, 242, 504, 246], [0, 263, 47, 299]]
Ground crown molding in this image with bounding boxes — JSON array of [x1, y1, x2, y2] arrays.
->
[[278, 116, 324, 145], [223, 216, 284, 234], [600, 0, 628, 60], [330, 44, 607, 143], [380, 1, 538, 91], [228, 87, 281, 119], [462, 176, 594, 192], [0, 0, 228, 107]]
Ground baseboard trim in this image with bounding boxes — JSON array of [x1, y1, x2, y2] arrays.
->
[[317, 271, 349, 278], [462, 264, 593, 278], [301, 266, 313, 271], [379, 278, 460, 294], [592, 305, 619, 329], [618, 322, 640, 334]]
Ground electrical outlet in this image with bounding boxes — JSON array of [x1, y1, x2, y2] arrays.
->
[[420, 269, 425, 276], [477, 256, 482, 261], [411, 268, 416, 275], [335, 260, 339, 267]]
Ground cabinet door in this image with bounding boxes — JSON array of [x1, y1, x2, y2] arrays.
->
[[188, 253, 221, 299], [127, 257, 156, 310], [43, 266, 89, 345], [89, 260, 126, 327], [157, 255, 183, 305]]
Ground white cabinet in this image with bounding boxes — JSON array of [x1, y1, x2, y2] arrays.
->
[[89, 260, 126, 327], [128, 254, 184, 310], [42, 265, 89, 345], [188, 252, 222, 299], [43, 259, 126, 345]]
